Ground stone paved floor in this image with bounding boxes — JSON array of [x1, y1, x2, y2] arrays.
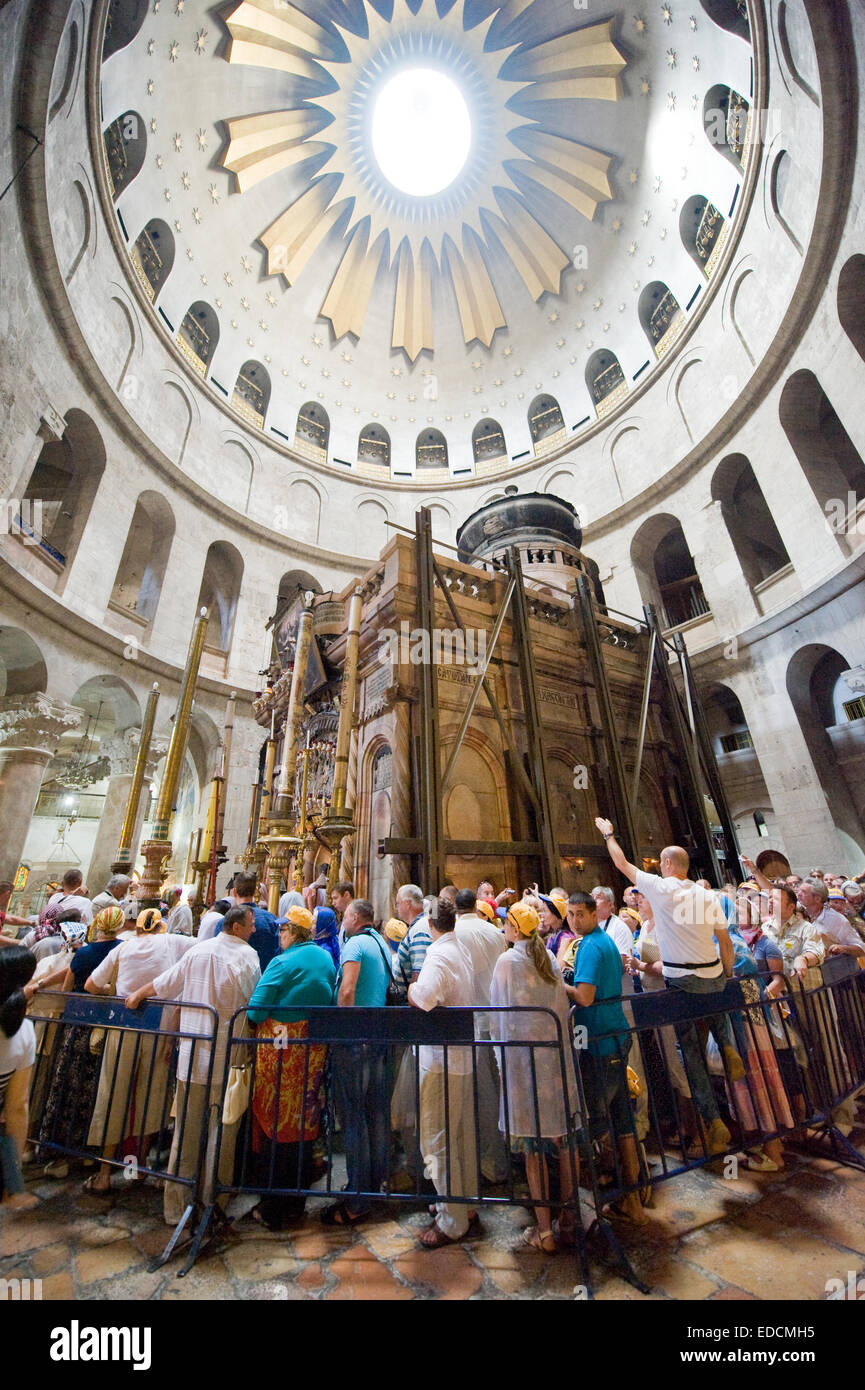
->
[[3, 1142, 865, 1300]]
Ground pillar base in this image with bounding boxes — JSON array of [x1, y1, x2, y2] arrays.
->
[[138, 839, 172, 908]]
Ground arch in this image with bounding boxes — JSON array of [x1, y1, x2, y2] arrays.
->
[[69, 673, 142, 737], [21, 408, 106, 582], [103, 111, 146, 201], [102, 0, 148, 60], [177, 301, 219, 376], [277, 569, 323, 606], [217, 439, 254, 514], [586, 350, 626, 410], [295, 401, 329, 457], [779, 369, 865, 519], [49, 18, 80, 122], [777, 0, 819, 104], [609, 424, 642, 495], [131, 218, 174, 302], [769, 150, 803, 253], [232, 359, 270, 428], [680, 195, 725, 273], [0, 629, 48, 697], [700, 683, 753, 757], [711, 453, 791, 587], [630, 513, 710, 629], [162, 380, 193, 466], [416, 427, 448, 471], [355, 499, 390, 557], [195, 541, 244, 655], [357, 423, 391, 469], [472, 418, 507, 464], [422, 502, 453, 543], [672, 356, 705, 443], [286, 478, 321, 543], [544, 469, 574, 500], [108, 490, 175, 627], [698, 0, 750, 39], [109, 293, 139, 395], [786, 644, 864, 854], [838, 255, 865, 366], [703, 85, 749, 170], [638, 281, 683, 351], [727, 265, 761, 366], [63, 178, 92, 284], [528, 393, 564, 446], [366, 739, 394, 922]]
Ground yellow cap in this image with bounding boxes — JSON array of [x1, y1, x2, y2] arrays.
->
[[384, 917, 408, 942], [508, 900, 540, 937], [285, 905, 313, 930], [475, 899, 497, 923]]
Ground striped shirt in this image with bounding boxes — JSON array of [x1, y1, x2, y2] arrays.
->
[[392, 914, 431, 988]]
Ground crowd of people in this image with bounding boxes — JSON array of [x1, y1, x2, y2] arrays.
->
[[0, 834, 863, 1256]]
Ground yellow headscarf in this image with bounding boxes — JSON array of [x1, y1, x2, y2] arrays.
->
[[92, 905, 125, 939]]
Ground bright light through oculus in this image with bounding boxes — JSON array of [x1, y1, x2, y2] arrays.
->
[[372, 68, 472, 197]]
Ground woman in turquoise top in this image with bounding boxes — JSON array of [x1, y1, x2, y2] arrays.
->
[[246, 907, 336, 1229]]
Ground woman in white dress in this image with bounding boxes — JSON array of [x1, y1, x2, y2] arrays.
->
[[490, 900, 580, 1253]]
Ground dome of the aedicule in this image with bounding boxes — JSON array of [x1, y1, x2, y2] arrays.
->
[[96, 0, 757, 480]]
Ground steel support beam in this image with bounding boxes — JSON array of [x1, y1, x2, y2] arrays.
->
[[674, 631, 742, 877], [415, 508, 447, 893], [509, 548, 561, 887], [576, 572, 639, 869]]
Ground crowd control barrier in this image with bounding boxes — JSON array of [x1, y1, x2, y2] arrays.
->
[[26, 991, 218, 1271]]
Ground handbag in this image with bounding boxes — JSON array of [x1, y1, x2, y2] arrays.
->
[[222, 1064, 252, 1125], [360, 928, 405, 1005]]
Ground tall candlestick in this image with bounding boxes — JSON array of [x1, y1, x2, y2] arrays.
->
[[138, 608, 208, 905], [274, 600, 315, 820], [113, 682, 160, 873], [331, 587, 362, 816], [214, 691, 236, 858]]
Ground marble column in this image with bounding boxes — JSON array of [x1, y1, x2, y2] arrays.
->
[[0, 695, 83, 881], [389, 697, 413, 896]]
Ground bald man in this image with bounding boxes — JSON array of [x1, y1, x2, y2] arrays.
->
[[595, 817, 741, 1158]]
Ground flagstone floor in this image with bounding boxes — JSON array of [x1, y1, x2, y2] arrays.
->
[[3, 1142, 865, 1300]]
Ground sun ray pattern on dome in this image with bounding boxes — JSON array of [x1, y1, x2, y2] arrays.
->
[[220, 0, 627, 359]]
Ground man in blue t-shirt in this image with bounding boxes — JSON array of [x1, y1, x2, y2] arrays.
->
[[565, 891, 645, 1224], [322, 898, 390, 1226], [232, 871, 280, 972]]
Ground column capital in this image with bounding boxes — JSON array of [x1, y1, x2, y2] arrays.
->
[[99, 729, 169, 778], [0, 694, 82, 754], [844, 665, 865, 695]]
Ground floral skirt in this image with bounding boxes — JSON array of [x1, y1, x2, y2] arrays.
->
[[251, 1018, 327, 1148], [36, 1022, 102, 1157]]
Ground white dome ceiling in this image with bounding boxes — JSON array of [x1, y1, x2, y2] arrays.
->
[[98, 0, 756, 470]]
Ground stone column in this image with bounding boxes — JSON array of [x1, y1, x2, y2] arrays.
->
[[87, 730, 169, 892], [0, 695, 83, 881], [339, 726, 358, 883], [680, 499, 761, 635]]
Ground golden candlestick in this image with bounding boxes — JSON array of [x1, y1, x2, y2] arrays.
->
[[273, 600, 315, 821], [138, 607, 209, 906], [331, 587, 362, 816], [113, 682, 160, 874]]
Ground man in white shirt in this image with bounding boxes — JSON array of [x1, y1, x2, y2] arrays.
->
[[595, 817, 740, 1157], [409, 899, 478, 1247], [454, 888, 508, 1184], [47, 869, 94, 929], [798, 879, 864, 958], [164, 886, 194, 936], [91, 874, 133, 917], [197, 897, 232, 942], [591, 886, 635, 995], [126, 905, 260, 1225]]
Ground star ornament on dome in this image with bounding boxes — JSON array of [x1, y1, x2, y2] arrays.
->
[[219, 0, 628, 361]]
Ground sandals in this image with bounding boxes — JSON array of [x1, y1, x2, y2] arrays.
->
[[522, 1225, 557, 1254], [82, 1175, 112, 1196], [419, 1221, 462, 1248], [319, 1201, 371, 1227]]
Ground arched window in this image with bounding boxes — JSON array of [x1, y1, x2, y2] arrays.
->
[[838, 255, 865, 366], [698, 0, 749, 40], [102, 0, 148, 59], [195, 542, 244, 657], [20, 409, 106, 586], [416, 429, 448, 471], [358, 424, 391, 469], [108, 491, 175, 627], [131, 219, 174, 302], [787, 645, 865, 855], [586, 350, 627, 416], [711, 454, 791, 588], [680, 195, 726, 275], [631, 514, 710, 630], [177, 301, 219, 376], [779, 369, 865, 520], [472, 418, 507, 465], [701, 685, 753, 756], [703, 85, 749, 169], [528, 394, 565, 452], [294, 402, 329, 459], [232, 360, 270, 428], [638, 281, 683, 355], [103, 111, 146, 200]]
